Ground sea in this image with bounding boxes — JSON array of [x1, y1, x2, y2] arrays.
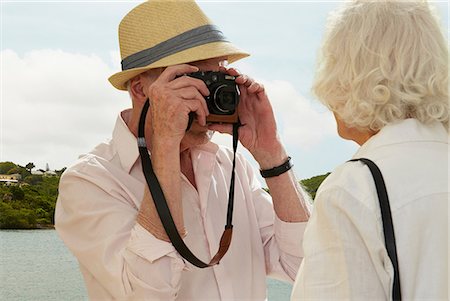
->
[[0, 230, 293, 301]]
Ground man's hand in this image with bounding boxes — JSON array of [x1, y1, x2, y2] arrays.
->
[[208, 67, 286, 169], [146, 64, 210, 148]]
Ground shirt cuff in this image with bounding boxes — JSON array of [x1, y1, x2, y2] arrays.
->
[[126, 223, 185, 264], [274, 216, 307, 257]]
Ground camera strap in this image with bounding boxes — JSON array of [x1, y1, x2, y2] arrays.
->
[[348, 158, 401, 300], [137, 99, 238, 268]]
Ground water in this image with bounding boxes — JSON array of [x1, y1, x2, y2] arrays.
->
[[0, 230, 292, 300], [0, 230, 87, 301]]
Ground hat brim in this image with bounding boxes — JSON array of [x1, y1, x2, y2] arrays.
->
[[109, 41, 249, 91]]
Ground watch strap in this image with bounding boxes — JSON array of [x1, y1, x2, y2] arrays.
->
[[260, 156, 293, 178]]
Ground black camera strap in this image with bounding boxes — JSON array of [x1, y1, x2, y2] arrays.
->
[[349, 158, 401, 301], [138, 99, 238, 268]]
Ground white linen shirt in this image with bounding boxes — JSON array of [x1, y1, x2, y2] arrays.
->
[[55, 110, 306, 301], [292, 119, 448, 300]]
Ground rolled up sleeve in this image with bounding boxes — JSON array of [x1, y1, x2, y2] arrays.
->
[[274, 216, 307, 258], [126, 224, 181, 263]]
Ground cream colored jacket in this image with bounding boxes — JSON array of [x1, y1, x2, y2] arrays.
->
[[292, 119, 448, 300]]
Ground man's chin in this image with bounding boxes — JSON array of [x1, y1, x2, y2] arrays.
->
[[189, 122, 208, 132], [181, 129, 213, 148]]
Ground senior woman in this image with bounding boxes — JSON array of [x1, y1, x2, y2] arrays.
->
[[292, 1, 448, 300]]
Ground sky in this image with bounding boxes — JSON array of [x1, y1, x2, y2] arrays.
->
[[1, 0, 448, 180]]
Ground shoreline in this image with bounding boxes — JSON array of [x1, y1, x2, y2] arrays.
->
[[0, 224, 55, 230]]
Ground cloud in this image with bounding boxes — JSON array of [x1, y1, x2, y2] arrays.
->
[[262, 79, 336, 151], [109, 50, 122, 71], [2, 49, 128, 170]]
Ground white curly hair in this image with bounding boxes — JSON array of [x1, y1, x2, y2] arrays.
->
[[313, 0, 449, 131]]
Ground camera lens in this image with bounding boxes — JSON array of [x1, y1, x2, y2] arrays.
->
[[219, 92, 236, 111], [214, 85, 237, 113]]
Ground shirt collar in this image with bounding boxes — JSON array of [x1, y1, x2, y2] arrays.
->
[[354, 118, 448, 159], [195, 139, 219, 154], [113, 110, 140, 174]]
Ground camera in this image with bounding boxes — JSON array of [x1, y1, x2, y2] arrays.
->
[[185, 71, 239, 123]]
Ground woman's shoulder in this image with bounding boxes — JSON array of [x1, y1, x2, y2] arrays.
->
[[315, 160, 380, 213]]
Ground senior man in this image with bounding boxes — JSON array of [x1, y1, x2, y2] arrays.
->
[[55, 1, 310, 300]]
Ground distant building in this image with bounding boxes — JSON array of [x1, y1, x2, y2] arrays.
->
[[44, 170, 57, 177], [31, 169, 57, 177], [0, 174, 21, 186]]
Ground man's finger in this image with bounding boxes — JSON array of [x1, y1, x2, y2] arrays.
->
[[159, 64, 200, 82], [248, 82, 262, 94], [218, 66, 241, 77], [177, 87, 209, 116], [184, 98, 208, 126], [227, 68, 241, 77], [170, 76, 210, 97]]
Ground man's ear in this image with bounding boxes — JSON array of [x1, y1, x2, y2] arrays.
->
[[129, 75, 147, 105]]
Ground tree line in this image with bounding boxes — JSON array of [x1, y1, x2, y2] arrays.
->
[[0, 162, 66, 229], [0, 161, 329, 229]]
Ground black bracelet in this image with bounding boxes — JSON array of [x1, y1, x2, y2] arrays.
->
[[260, 157, 293, 178]]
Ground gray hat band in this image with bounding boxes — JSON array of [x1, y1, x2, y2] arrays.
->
[[121, 25, 229, 71]]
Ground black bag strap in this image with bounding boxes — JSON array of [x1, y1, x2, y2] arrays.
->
[[349, 158, 401, 300], [137, 99, 238, 268]]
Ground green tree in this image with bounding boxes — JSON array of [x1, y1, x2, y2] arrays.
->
[[55, 167, 67, 176], [2, 192, 13, 202], [25, 162, 35, 173], [300, 173, 331, 200], [9, 186, 25, 200], [0, 164, 60, 229], [24, 175, 43, 185], [263, 172, 330, 200], [0, 203, 37, 229], [4, 165, 30, 179], [6, 167, 20, 174], [0, 162, 17, 174]]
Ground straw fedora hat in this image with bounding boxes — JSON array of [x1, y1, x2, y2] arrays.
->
[[109, 0, 250, 90]]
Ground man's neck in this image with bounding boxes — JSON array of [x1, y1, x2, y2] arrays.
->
[[180, 149, 196, 189]]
